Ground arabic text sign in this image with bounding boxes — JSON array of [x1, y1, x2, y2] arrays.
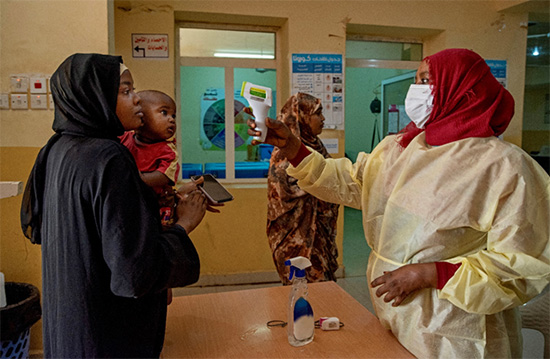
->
[[132, 34, 169, 58]]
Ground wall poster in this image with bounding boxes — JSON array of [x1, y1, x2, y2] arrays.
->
[[291, 54, 343, 129], [486, 59, 507, 88]]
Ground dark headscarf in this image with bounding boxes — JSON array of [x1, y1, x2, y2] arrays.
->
[[398, 48, 515, 148], [21, 53, 124, 243]]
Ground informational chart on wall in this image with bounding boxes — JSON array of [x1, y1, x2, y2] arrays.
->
[[486, 60, 507, 88], [291, 54, 344, 129]]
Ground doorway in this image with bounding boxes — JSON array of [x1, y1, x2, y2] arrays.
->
[[522, 16, 549, 174], [343, 40, 421, 278]]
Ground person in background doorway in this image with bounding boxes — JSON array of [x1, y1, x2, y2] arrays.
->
[[266, 93, 339, 284], [248, 48, 550, 358], [20, 54, 210, 358]]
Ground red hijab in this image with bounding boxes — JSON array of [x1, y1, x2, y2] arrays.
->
[[398, 48, 515, 148]]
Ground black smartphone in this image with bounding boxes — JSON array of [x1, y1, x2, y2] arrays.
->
[[191, 174, 234, 204]]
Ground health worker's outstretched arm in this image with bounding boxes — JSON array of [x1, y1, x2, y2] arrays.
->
[[247, 110, 365, 208], [247, 114, 302, 161], [286, 149, 365, 209]]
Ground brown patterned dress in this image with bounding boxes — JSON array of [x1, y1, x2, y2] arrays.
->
[[267, 93, 340, 285]]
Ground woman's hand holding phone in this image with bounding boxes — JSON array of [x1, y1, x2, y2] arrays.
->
[[189, 176, 225, 213], [174, 189, 206, 234], [177, 180, 199, 196], [173, 176, 223, 234]]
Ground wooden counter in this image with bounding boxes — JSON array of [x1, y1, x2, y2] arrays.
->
[[162, 281, 413, 358]]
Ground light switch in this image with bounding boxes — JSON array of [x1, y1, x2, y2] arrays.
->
[[30, 94, 48, 109], [48, 93, 54, 110], [30, 77, 48, 94], [0, 94, 9, 109], [10, 76, 29, 93], [10, 93, 28, 109]]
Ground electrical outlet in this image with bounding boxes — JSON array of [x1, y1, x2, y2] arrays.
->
[[10, 93, 28, 110], [30, 77, 47, 94], [0, 94, 9, 109], [30, 94, 48, 109], [10, 76, 29, 93]]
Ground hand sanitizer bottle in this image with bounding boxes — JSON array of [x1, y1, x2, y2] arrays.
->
[[286, 256, 314, 347]]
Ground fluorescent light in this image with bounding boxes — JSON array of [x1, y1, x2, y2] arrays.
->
[[214, 52, 274, 59]]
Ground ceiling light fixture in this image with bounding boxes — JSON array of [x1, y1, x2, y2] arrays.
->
[[532, 46, 540, 56], [214, 52, 274, 59]]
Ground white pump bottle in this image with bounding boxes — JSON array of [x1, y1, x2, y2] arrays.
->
[[286, 256, 314, 347]]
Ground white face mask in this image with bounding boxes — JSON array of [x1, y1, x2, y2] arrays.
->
[[405, 84, 434, 129]]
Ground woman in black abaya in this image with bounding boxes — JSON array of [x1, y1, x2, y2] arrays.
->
[[21, 54, 206, 358]]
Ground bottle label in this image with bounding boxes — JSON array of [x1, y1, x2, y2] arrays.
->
[[293, 297, 314, 340]]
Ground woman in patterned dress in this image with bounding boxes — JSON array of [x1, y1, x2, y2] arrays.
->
[[267, 93, 340, 285]]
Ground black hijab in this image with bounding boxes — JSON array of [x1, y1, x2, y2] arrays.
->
[[21, 53, 125, 244]]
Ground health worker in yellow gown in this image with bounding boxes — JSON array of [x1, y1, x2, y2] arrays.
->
[[247, 48, 550, 358]]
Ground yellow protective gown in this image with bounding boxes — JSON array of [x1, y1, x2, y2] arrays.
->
[[287, 133, 550, 358]]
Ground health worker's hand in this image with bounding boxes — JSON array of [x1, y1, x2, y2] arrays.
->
[[245, 107, 302, 160], [370, 263, 437, 307], [175, 190, 206, 234]]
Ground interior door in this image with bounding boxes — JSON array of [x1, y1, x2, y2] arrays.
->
[[381, 71, 415, 136]]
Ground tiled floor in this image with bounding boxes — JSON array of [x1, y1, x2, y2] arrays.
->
[[333, 276, 374, 313], [342, 207, 370, 277]]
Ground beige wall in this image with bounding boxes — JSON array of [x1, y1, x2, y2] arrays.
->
[[1, 0, 542, 353], [0, 0, 111, 351], [114, 4, 175, 96], [0, 0, 112, 147]]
